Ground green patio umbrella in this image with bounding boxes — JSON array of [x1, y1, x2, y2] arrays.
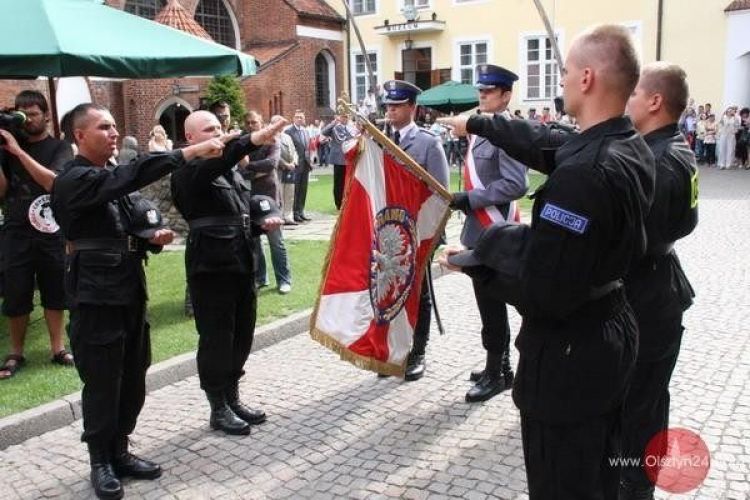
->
[[416, 81, 479, 114], [0, 0, 256, 78], [0, 0, 257, 134]]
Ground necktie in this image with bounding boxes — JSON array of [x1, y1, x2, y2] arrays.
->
[[394, 130, 401, 146]]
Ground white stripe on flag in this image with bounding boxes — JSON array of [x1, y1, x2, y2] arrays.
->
[[386, 307, 413, 364], [417, 193, 449, 242], [355, 137, 387, 218], [316, 291, 373, 346]]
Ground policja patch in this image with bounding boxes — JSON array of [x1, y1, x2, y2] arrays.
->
[[539, 202, 589, 235]]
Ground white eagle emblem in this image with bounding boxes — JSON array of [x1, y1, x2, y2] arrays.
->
[[373, 225, 411, 302], [369, 207, 417, 323]]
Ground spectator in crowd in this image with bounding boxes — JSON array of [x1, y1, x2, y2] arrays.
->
[[736, 107, 749, 169], [704, 114, 718, 167], [118, 136, 139, 164], [695, 113, 707, 163], [717, 106, 739, 169], [539, 106, 552, 123], [285, 110, 313, 223], [321, 113, 357, 210], [147, 125, 172, 152], [306, 119, 321, 166], [0, 90, 74, 380], [243, 111, 292, 294], [209, 101, 232, 134], [527, 108, 538, 120], [681, 107, 697, 150], [274, 115, 298, 226], [513, 110, 523, 119]]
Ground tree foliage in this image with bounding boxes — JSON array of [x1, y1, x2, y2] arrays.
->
[[203, 75, 247, 126]]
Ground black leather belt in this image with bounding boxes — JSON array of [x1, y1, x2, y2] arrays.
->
[[66, 237, 143, 255], [588, 280, 622, 301], [646, 242, 674, 257], [188, 214, 251, 231]]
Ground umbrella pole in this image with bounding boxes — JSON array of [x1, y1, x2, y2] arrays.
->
[[48, 77, 60, 138]]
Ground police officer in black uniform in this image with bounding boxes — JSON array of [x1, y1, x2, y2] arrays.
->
[[171, 110, 286, 436], [439, 25, 655, 499], [619, 62, 698, 500], [448, 65, 528, 402], [51, 103, 226, 500]]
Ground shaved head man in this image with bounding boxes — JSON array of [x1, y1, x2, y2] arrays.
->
[[171, 111, 286, 437], [438, 25, 656, 500]]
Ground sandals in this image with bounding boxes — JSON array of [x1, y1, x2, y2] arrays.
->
[[51, 349, 74, 366], [0, 354, 26, 380]]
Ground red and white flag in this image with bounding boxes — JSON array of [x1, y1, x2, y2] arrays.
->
[[310, 136, 450, 376], [464, 135, 521, 225]]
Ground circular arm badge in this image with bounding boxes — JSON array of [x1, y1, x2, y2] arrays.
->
[[28, 194, 60, 233]]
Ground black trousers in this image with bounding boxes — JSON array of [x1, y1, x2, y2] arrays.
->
[[621, 316, 683, 489], [69, 300, 150, 449], [411, 274, 431, 356], [293, 169, 310, 217], [333, 164, 346, 210], [190, 273, 257, 393], [472, 277, 510, 356], [521, 410, 621, 500]]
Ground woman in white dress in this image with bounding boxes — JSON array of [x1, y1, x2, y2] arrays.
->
[[717, 107, 739, 169]]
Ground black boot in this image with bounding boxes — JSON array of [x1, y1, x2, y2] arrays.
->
[[225, 383, 267, 425], [404, 352, 426, 381], [469, 366, 484, 382], [501, 347, 514, 388], [111, 436, 162, 480], [465, 352, 508, 403], [89, 445, 123, 500], [206, 391, 251, 435]]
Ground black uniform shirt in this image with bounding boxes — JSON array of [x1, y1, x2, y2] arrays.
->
[[1, 136, 72, 234], [625, 123, 698, 358], [50, 151, 184, 306], [468, 115, 655, 321], [170, 135, 261, 277]]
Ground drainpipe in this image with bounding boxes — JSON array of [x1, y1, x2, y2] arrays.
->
[[346, 19, 352, 100], [656, 0, 664, 60]]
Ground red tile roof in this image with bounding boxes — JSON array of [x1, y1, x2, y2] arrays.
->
[[284, 0, 343, 21], [726, 0, 750, 12], [155, 0, 213, 40], [247, 42, 299, 68]]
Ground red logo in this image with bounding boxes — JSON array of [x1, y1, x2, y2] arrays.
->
[[644, 427, 710, 493]]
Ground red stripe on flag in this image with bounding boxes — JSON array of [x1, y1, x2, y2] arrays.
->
[[348, 320, 390, 361], [383, 153, 432, 215], [322, 178, 374, 295]]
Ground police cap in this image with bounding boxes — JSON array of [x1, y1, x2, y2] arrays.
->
[[248, 195, 283, 225], [382, 80, 422, 105], [475, 64, 519, 90], [123, 192, 165, 240]]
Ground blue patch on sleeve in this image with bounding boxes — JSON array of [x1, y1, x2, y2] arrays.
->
[[539, 203, 589, 235]]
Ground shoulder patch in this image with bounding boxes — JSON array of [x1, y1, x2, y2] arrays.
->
[[539, 203, 589, 235]]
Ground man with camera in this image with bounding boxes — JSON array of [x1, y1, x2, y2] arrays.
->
[[0, 90, 73, 380]]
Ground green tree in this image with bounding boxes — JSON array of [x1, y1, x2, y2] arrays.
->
[[203, 75, 247, 127]]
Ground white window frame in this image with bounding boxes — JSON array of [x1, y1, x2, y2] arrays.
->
[[350, 0, 377, 16], [518, 30, 565, 103], [401, 0, 430, 10], [350, 48, 381, 105], [452, 37, 491, 85]]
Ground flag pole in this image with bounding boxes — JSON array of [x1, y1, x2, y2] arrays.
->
[[341, 0, 376, 96], [338, 99, 452, 202], [531, 0, 564, 76]]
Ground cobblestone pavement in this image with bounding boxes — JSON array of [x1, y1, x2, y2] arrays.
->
[[1, 166, 748, 499]]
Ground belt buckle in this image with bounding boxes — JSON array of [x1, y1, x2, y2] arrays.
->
[[127, 236, 139, 252]]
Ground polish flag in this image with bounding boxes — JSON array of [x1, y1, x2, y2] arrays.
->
[[310, 136, 450, 376]]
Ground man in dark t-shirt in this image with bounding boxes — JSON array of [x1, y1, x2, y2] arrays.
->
[[0, 91, 73, 380]]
